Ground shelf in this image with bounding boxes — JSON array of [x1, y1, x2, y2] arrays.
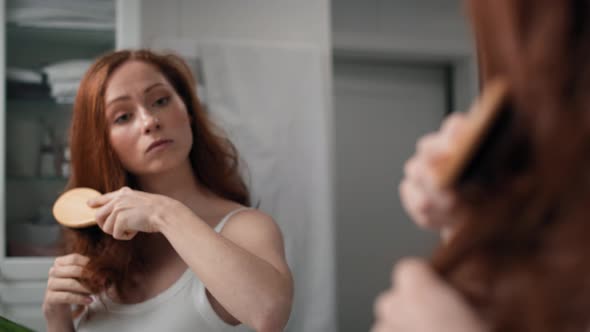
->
[[7, 23, 114, 46], [7, 176, 68, 183], [6, 99, 73, 114], [6, 23, 115, 70]]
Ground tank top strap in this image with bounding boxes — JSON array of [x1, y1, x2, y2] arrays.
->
[[213, 207, 251, 233]]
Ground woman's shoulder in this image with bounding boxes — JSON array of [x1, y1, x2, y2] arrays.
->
[[218, 206, 284, 245], [222, 207, 277, 230]]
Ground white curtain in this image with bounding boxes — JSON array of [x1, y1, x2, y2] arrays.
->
[[151, 38, 336, 331], [199, 41, 336, 332]]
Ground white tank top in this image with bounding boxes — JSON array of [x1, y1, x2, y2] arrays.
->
[[75, 208, 253, 332]]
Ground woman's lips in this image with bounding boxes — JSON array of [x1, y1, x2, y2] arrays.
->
[[146, 139, 173, 153]]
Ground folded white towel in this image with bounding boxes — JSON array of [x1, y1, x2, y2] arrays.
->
[[50, 80, 79, 97], [6, 67, 43, 84], [55, 95, 76, 104], [43, 59, 92, 81]]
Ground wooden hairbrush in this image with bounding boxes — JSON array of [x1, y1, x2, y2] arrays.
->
[[52, 187, 101, 228], [434, 78, 509, 188]]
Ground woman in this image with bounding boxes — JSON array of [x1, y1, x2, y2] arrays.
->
[[42, 50, 293, 332], [374, 0, 590, 331]]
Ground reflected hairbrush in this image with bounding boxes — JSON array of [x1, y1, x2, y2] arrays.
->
[[52, 187, 101, 228]]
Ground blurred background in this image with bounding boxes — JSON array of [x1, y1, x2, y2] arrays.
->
[[0, 0, 476, 331]]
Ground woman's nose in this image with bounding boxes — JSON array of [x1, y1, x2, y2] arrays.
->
[[141, 112, 161, 134]]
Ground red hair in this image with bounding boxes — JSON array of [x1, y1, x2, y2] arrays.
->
[[62, 49, 250, 298], [432, 1, 590, 331]]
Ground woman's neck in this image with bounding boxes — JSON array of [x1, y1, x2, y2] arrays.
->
[[135, 161, 242, 228], [135, 159, 219, 214]]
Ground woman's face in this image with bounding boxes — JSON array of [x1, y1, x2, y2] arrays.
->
[[104, 60, 193, 176]]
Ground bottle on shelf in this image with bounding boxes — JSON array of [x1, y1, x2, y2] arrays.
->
[[38, 124, 63, 178]]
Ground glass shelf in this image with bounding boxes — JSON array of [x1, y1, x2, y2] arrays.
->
[[6, 98, 73, 116], [7, 176, 68, 182], [6, 23, 114, 70], [7, 23, 114, 46]]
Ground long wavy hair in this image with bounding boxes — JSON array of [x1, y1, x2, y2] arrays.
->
[[432, 1, 590, 331], [62, 49, 250, 299]]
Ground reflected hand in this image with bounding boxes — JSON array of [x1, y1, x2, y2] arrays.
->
[[88, 187, 176, 240], [372, 258, 486, 332], [43, 254, 92, 326]]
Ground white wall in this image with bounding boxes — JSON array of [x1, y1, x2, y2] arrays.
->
[[333, 0, 477, 111], [141, 0, 329, 47], [333, 0, 471, 58]]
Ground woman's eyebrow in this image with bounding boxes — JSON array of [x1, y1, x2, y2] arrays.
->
[[106, 95, 131, 109], [143, 82, 165, 94], [106, 82, 166, 108]]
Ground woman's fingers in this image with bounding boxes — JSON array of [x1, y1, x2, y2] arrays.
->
[[49, 264, 85, 279], [47, 277, 91, 294], [45, 291, 93, 306], [399, 179, 430, 225], [441, 112, 467, 135], [54, 253, 89, 267], [399, 113, 468, 232], [95, 199, 117, 230], [43, 254, 94, 319]]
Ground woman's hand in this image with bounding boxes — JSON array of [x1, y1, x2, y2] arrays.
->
[[88, 187, 177, 240], [399, 113, 467, 232], [43, 254, 92, 330], [372, 258, 486, 332]]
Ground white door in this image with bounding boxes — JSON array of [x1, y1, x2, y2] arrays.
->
[[334, 58, 448, 331]]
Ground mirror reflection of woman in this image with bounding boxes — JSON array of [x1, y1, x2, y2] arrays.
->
[[42, 50, 293, 332], [374, 0, 590, 331]]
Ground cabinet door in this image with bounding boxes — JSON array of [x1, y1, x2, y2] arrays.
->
[[0, 1, 142, 330], [2, 0, 117, 282], [1, 0, 142, 281]]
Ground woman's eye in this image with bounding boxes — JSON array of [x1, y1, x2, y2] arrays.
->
[[153, 96, 170, 107], [114, 113, 132, 124]]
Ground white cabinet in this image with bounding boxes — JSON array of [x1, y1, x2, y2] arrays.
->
[[0, 0, 140, 330]]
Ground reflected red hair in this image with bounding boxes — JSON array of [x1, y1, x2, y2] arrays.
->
[[62, 49, 250, 298], [432, 1, 590, 331]]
